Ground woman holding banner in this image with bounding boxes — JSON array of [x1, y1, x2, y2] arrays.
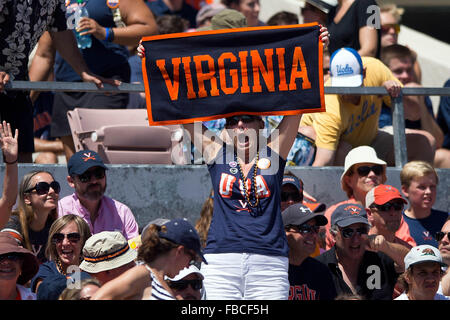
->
[[138, 26, 329, 300]]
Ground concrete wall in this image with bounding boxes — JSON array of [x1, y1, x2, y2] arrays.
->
[[2, 165, 449, 230]]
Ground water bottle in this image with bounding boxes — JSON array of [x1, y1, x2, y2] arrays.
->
[[74, 0, 92, 49]]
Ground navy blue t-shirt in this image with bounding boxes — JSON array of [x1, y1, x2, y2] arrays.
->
[[55, 0, 129, 82], [402, 209, 449, 247], [4, 215, 53, 264], [288, 257, 337, 300], [205, 145, 289, 257]]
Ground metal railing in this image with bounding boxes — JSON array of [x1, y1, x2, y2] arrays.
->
[[5, 81, 450, 168]]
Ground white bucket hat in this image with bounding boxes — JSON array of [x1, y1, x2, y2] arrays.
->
[[80, 231, 137, 273], [340, 146, 387, 192]]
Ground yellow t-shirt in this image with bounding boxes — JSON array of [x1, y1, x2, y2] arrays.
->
[[300, 57, 401, 150]]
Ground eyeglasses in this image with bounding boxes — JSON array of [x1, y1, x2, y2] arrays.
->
[[226, 115, 260, 127], [288, 224, 320, 235], [168, 279, 203, 291], [435, 232, 450, 242], [371, 201, 404, 212], [25, 181, 61, 195], [356, 165, 383, 176], [381, 23, 400, 34], [0, 254, 22, 263], [52, 232, 81, 244], [341, 227, 369, 239], [281, 191, 303, 203], [77, 168, 105, 183]]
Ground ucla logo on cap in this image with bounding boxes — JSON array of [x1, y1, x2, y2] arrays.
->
[[330, 47, 363, 87], [336, 64, 355, 76]]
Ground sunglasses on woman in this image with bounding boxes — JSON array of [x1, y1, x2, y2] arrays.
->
[[77, 168, 105, 183], [168, 279, 203, 291], [371, 201, 404, 212], [52, 232, 81, 244], [25, 181, 61, 195], [435, 232, 450, 242], [381, 23, 400, 34], [341, 227, 369, 239], [226, 115, 260, 127], [356, 165, 383, 176]]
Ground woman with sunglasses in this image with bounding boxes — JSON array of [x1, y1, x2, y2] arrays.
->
[[4, 171, 61, 264], [0, 233, 39, 300], [137, 26, 329, 299], [30, 214, 91, 300]]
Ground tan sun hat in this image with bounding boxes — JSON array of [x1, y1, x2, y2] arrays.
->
[[80, 231, 137, 273], [340, 146, 387, 194]]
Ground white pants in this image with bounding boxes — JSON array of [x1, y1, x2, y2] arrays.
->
[[201, 253, 289, 300]]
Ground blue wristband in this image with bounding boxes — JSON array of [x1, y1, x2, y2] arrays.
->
[[105, 27, 110, 41]]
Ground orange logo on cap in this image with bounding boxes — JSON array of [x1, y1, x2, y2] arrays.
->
[[345, 205, 362, 215], [82, 152, 96, 162], [106, 0, 120, 9]]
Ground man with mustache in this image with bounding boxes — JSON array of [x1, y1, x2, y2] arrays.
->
[[58, 150, 138, 240]]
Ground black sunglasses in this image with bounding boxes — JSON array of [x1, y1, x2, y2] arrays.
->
[[281, 191, 303, 203], [168, 279, 203, 291], [372, 201, 404, 212], [25, 181, 61, 195], [0, 254, 22, 263], [435, 232, 450, 242], [52, 232, 81, 244], [226, 115, 260, 127], [77, 168, 105, 183], [356, 165, 383, 176], [288, 224, 320, 235], [341, 227, 369, 239]]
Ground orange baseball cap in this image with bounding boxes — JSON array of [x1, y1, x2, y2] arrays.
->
[[365, 184, 407, 207]]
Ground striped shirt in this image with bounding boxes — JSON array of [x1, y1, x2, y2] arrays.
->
[[145, 265, 175, 300]]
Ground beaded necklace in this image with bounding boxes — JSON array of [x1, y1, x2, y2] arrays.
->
[[235, 151, 260, 208], [55, 258, 67, 276]]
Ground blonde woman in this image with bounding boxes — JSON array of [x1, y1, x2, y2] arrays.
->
[[4, 171, 60, 263], [30, 214, 91, 300]]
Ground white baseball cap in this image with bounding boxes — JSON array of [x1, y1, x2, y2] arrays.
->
[[404, 245, 447, 270], [330, 47, 364, 87], [166, 264, 204, 282]]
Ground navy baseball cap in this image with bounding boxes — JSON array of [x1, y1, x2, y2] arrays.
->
[[282, 203, 328, 227], [331, 203, 369, 228], [68, 150, 108, 176], [159, 218, 207, 264], [282, 175, 303, 193]]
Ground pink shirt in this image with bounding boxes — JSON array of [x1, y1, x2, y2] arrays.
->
[[58, 193, 139, 240]]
